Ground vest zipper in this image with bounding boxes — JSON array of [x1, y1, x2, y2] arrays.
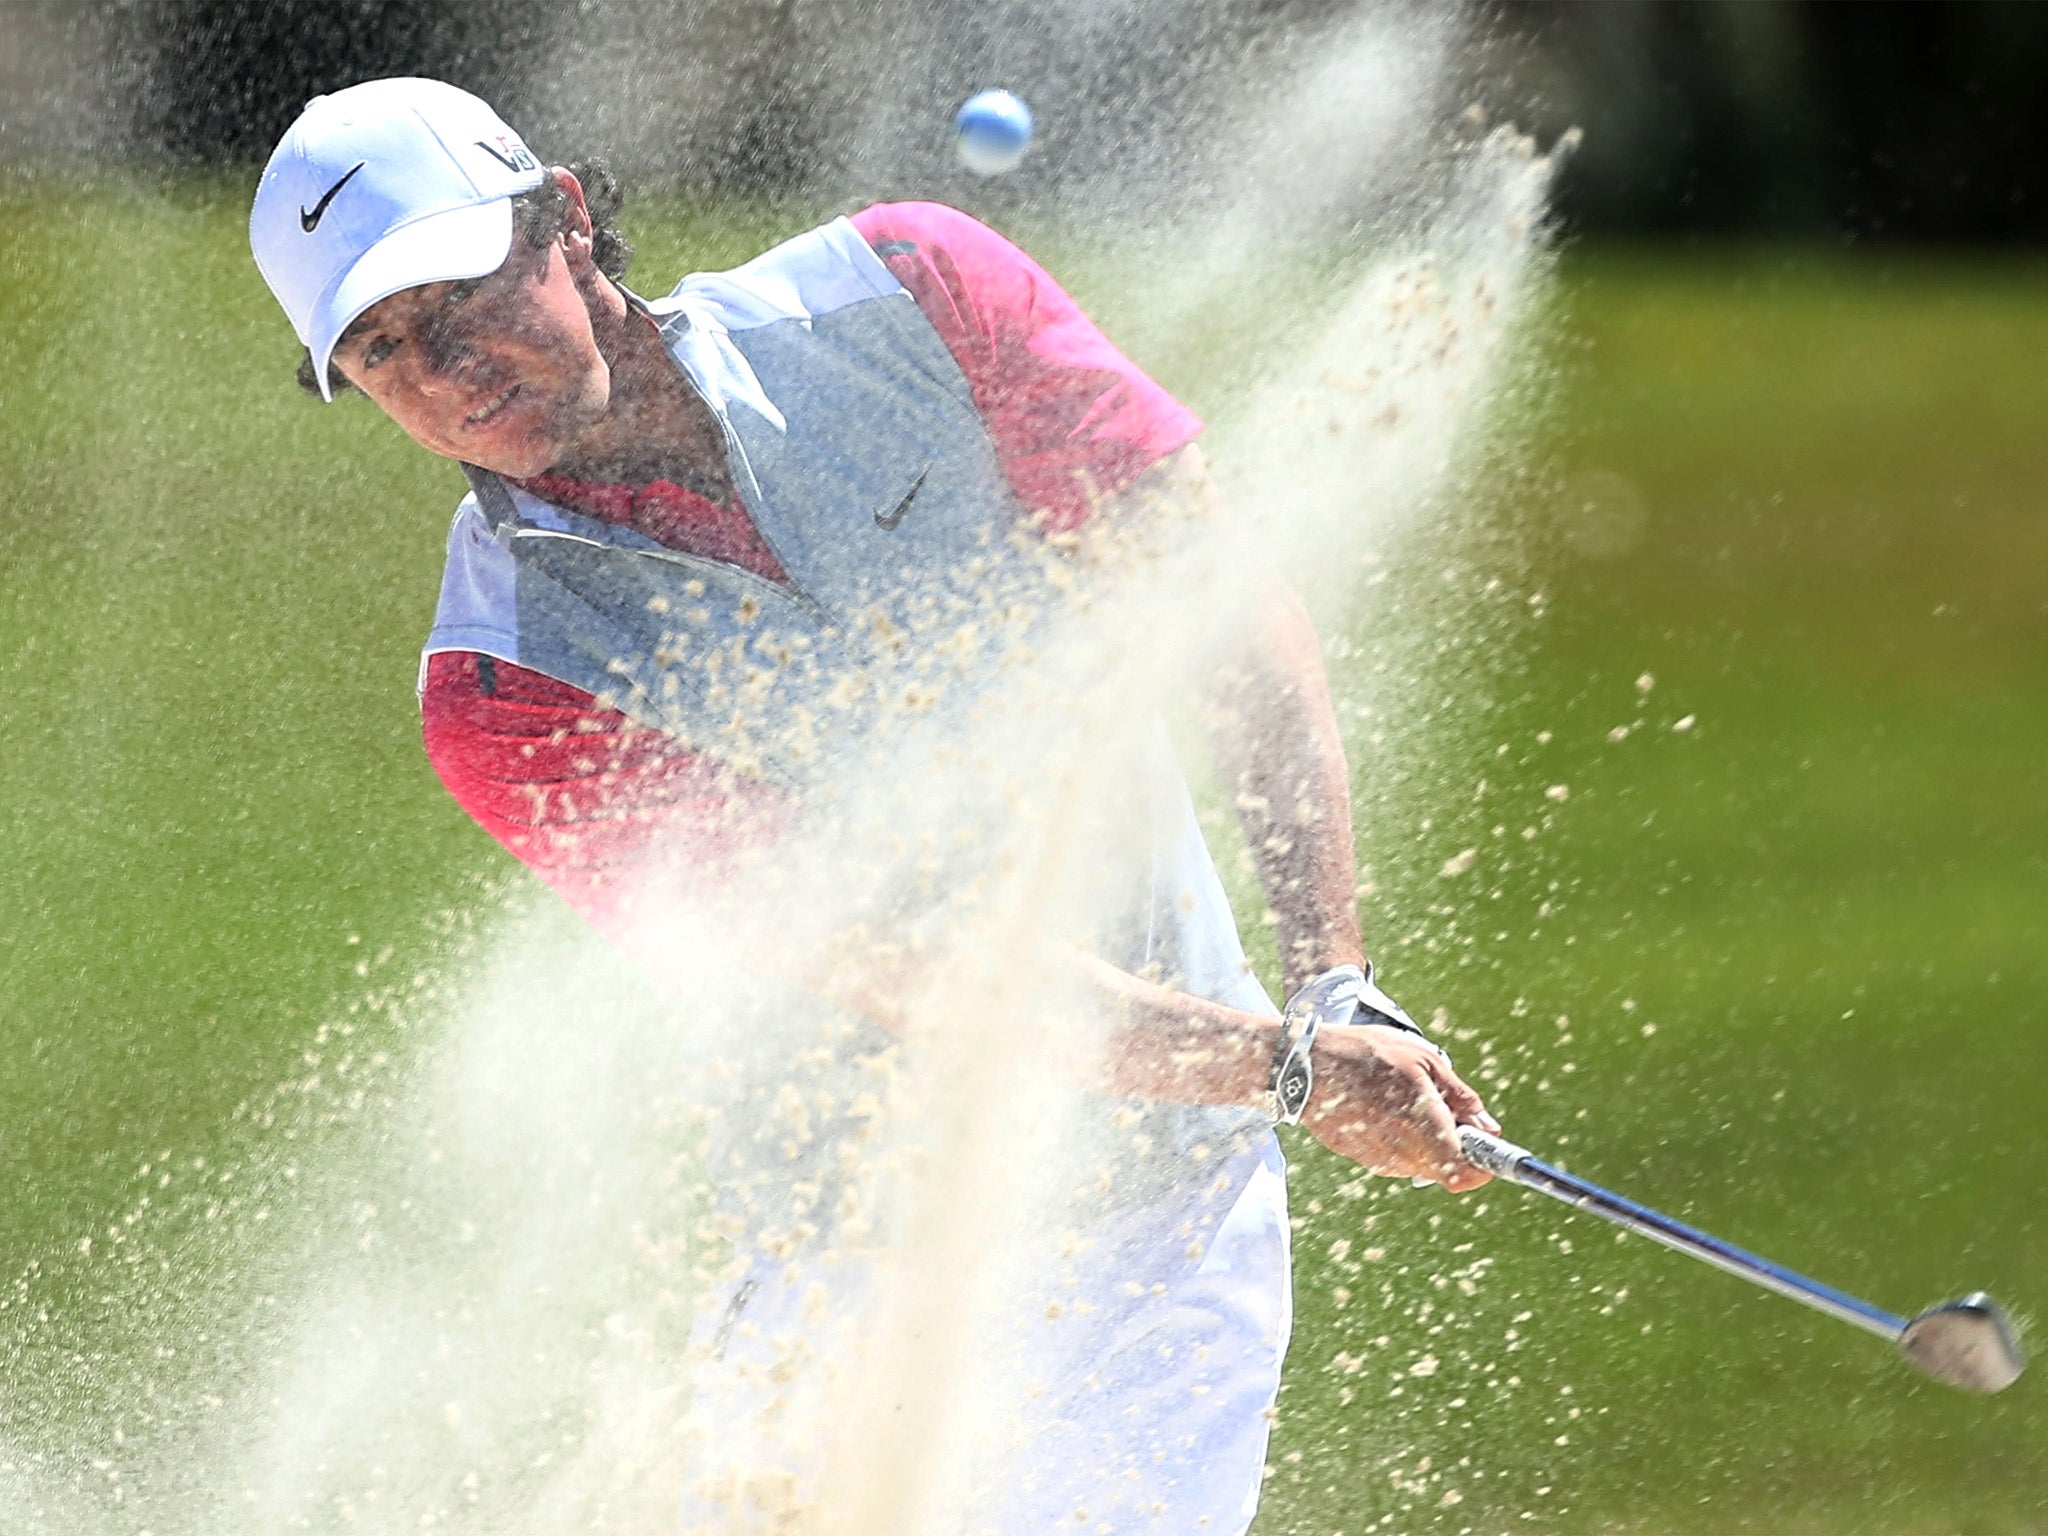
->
[[652, 307, 823, 616]]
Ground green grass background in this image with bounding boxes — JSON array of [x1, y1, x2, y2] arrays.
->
[[0, 176, 2042, 1530]]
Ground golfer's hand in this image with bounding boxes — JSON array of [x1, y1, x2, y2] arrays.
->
[[1301, 1024, 1499, 1192]]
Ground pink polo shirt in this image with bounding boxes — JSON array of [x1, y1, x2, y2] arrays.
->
[[421, 201, 1200, 941]]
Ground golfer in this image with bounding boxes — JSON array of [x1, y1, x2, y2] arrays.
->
[[251, 77, 1498, 1533]]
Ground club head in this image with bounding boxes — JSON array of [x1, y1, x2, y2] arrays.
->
[[1897, 1293, 2025, 1394]]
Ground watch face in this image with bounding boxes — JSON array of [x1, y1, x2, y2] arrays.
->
[[1274, 1056, 1313, 1123]]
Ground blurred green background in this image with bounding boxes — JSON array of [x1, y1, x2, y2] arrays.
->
[[1, 174, 2041, 1532], [1265, 246, 2048, 1533]]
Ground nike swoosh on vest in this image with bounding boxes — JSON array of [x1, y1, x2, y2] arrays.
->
[[875, 464, 932, 530]]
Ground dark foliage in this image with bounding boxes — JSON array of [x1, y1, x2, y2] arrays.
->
[[1504, 0, 2048, 241], [118, 0, 555, 164], [109, 0, 2048, 241]]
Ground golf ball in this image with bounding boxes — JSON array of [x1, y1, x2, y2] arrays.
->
[[954, 90, 1033, 176]]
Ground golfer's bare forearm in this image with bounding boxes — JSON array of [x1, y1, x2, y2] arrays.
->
[[799, 933, 1281, 1108], [1072, 951, 1282, 1106], [1208, 579, 1365, 996]]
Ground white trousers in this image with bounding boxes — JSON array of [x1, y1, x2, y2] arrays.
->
[[678, 1135, 1292, 1535]]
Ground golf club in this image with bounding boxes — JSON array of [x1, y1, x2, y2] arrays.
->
[[1458, 1126, 2025, 1394]]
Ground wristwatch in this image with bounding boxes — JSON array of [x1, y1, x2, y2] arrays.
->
[[1265, 962, 1441, 1125]]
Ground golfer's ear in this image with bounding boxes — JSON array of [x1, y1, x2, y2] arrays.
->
[[550, 166, 595, 258]]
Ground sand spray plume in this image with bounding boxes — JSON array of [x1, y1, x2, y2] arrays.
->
[[778, 481, 1352, 1533], [649, 522, 1268, 1533], [1107, 7, 1470, 344], [1213, 119, 1574, 587], [799, 728, 1118, 1536]]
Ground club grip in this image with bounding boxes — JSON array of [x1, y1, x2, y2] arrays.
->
[[1458, 1124, 1532, 1179]]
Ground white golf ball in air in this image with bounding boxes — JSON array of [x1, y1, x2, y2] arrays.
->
[[955, 90, 1033, 176]]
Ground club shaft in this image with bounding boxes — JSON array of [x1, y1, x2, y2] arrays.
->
[[1460, 1128, 1905, 1343]]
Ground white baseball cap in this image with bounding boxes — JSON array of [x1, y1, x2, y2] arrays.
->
[[250, 77, 547, 400]]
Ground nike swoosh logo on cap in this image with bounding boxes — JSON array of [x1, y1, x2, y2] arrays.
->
[[876, 464, 931, 530], [300, 162, 366, 232]]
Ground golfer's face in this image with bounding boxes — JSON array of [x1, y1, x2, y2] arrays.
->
[[330, 228, 610, 478]]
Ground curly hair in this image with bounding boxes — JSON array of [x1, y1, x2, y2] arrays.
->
[[295, 160, 634, 398]]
